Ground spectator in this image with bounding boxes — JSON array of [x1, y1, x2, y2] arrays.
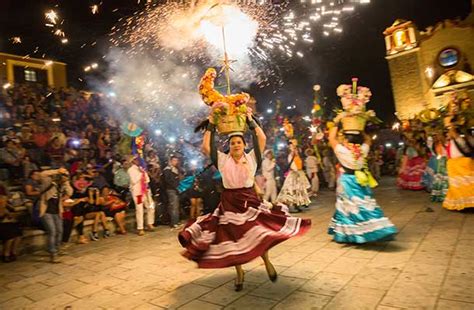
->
[[127, 155, 155, 235], [0, 139, 25, 180], [163, 155, 182, 228], [38, 168, 73, 263], [0, 183, 22, 263], [99, 186, 127, 235], [86, 187, 111, 241], [322, 149, 336, 190], [61, 194, 89, 244], [262, 150, 278, 203], [304, 148, 320, 196], [50, 126, 67, 147], [46, 137, 64, 168], [32, 125, 50, 149], [188, 177, 203, 221]]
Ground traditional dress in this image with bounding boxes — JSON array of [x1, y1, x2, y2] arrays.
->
[[443, 139, 474, 211], [397, 146, 426, 190], [276, 153, 311, 210], [422, 142, 448, 202], [179, 150, 311, 268], [328, 143, 397, 243]]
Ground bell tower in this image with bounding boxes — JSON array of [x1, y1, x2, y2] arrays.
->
[[383, 20, 427, 120]]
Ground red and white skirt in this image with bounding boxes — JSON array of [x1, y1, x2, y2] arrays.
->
[[178, 187, 311, 268], [397, 156, 426, 190]]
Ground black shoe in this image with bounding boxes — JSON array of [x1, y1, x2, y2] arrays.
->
[[265, 263, 278, 282], [89, 231, 99, 241], [2, 255, 12, 263], [269, 272, 278, 282], [234, 271, 244, 292], [104, 229, 111, 238], [234, 281, 243, 292]]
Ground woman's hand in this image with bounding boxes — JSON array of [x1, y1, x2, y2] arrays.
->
[[246, 107, 254, 121], [208, 113, 215, 124]]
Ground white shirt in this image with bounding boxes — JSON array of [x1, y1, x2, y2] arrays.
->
[[448, 140, 464, 159], [127, 164, 150, 196], [262, 158, 276, 180], [305, 155, 319, 174], [217, 150, 257, 189], [334, 143, 370, 170]]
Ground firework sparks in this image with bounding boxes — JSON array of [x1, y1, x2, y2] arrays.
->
[[54, 29, 65, 37], [101, 0, 370, 133], [10, 37, 22, 44], [45, 10, 59, 24], [91, 4, 99, 14]]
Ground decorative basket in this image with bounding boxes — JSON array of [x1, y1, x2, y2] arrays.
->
[[217, 114, 247, 134], [342, 115, 366, 132]]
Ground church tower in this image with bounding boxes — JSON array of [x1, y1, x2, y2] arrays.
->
[[383, 20, 426, 120]]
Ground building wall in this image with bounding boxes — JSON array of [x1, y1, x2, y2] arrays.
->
[[387, 49, 427, 119], [385, 23, 473, 119], [0, 53, 67, 88], [419, 26, 474, 108]]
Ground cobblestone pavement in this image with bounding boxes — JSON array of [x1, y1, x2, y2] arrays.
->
[[1, 178, 473, 309]]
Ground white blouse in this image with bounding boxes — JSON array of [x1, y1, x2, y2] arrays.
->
[[217, 150, 257, 189], [334, 143, 369, 170]]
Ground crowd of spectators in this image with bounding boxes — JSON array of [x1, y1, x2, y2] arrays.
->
[[0, 82, 226, 263]]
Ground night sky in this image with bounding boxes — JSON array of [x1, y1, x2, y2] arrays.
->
[[0, 0, 472, 123]]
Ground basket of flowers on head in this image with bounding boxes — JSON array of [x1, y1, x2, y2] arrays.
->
[[335, 78, 380, 132], [198, 68, 250, 134]]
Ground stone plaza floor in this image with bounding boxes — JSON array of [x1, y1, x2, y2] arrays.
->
[[1, 178, 473, 309]]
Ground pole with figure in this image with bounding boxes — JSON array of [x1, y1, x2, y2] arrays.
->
[[221, 26, 232, 96]]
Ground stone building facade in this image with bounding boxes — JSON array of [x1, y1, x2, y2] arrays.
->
[[0, 52, 67, 88], [383, 5, 474, 120]]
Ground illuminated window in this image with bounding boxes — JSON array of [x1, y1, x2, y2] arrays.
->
[[24, 69, 37, 82], [438, 48, 459, 68], [393, 30, 406, 48]]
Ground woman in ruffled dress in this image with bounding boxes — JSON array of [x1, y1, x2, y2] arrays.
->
[[442, 124, 474, 211], [397, 138, 426, 190], [422, 134, 448, 202], [327, 123, 397, 243], [276, 140, 312, 213], [179, 112, 311, 291]]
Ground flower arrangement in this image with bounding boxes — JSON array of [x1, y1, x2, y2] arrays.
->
[[198, 68, 250, 133], [444, 90, 473, 131], [283, 118, 294, 138], [335, 78, 380, 131]]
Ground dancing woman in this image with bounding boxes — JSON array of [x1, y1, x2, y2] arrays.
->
[[397, 138, 426, 190], [276, 140, 312, 213], [422, 134, 448, 202], [442, 124, 474, 211], [327, 123, 397, 243], [179, 112, 311, 291]]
